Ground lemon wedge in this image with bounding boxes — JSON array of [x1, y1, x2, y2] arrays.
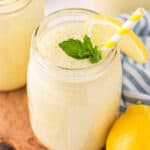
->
[[84, 15, 149, 63]]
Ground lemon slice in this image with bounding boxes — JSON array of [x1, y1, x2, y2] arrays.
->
[[84, 15, 149, 63]]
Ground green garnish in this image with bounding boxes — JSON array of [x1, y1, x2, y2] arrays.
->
[[58, 35, 102, 63]]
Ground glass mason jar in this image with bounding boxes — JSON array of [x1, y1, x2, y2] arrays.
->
[[93, 0, 150, 16], [0, 0, 45, 91], [27, 8, 122, 150]]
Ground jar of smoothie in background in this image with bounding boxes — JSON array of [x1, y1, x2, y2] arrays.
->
[[0, 0, 45, 91], [93, 0, 150, 15], [27, 8, 122, 150]]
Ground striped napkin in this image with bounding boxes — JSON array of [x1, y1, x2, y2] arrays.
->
[[117, 11, 150, 111]]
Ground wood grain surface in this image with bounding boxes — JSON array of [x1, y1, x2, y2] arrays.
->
[[0, 87, 48, 150]]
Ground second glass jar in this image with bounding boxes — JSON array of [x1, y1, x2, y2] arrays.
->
[[0, 0, 45, 91]]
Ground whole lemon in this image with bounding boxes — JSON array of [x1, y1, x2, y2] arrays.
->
[[106, 104, 150, 150]]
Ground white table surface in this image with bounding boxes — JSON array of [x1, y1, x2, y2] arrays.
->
[[45, 0, 96, 15]]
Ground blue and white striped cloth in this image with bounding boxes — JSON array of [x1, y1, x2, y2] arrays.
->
[[117, 11, 150, 111]]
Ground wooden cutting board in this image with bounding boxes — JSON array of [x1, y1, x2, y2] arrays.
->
[[0, 87, 48, 150]]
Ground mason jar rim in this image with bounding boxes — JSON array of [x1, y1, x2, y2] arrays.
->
[[0, 0, 32, 15], [31, 8, 118, 81]]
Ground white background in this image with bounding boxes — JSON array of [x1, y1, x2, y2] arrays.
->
[[45, 0, 95, 15]]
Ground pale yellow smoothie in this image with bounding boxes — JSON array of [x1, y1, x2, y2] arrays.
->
[[0, 0, 44, 91], [94, 0, 150, 15], [27, 9, 122, 150]]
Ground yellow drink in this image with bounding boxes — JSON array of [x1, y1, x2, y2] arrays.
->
[[0, 0, 44, 91], [27, 9, 122, 150], [93, 0, 150, 15]]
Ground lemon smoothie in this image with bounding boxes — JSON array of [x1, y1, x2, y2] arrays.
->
[[27, 9, 122, 150], [0, 0, 44, 91], [93, 0, 150, 15]]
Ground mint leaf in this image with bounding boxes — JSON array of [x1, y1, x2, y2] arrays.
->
[[83, 35, 93, 51], [90, 47, 102, 63], [59, 39, 90, 59], [58, 35, 102, 64]]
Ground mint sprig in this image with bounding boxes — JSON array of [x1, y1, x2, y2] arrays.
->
[[58, 35, 102, 63]]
